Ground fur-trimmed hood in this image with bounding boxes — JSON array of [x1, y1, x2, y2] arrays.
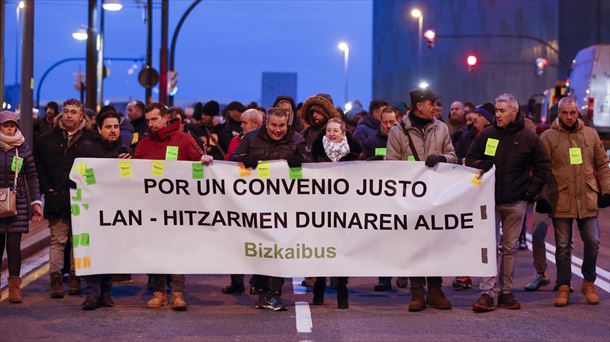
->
[[300, 95, 341, 127]]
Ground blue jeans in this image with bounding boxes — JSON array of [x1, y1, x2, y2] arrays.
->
[[552, 217, 599, 285]]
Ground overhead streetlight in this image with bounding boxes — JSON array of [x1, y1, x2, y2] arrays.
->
[[337, 41, 350, 106], [410, 8, 424, 81], [18, 1, 24, 9], [102, 0, 123, 11], [72, 27, 88, 41], [419, 81, 429, 89], [411, 8, 422, 18], [344, 101, 353, 112]]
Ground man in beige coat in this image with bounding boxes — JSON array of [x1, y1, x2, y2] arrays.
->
[[538, 96, 610, 307]]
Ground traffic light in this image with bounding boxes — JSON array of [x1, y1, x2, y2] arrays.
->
[[466, 55, 477, 72], [167, 70, 178, 96], [535, 58, 548, 76], [424, 30, 436, 48]]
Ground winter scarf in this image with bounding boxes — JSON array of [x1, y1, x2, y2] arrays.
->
[[322, 135, 350, 162]]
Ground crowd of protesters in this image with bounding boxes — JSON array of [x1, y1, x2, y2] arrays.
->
[[0, 88, 608, 315]]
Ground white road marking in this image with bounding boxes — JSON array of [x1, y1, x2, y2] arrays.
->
[[526, 233, 610, 293], [292, 277, 308, 294], [294, 301, 313, 333]]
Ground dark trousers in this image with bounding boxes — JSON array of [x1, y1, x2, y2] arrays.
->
[[85, 274, 112, 298], [152, 274, 185, 293], [230, 274, 245, 285], [315, 277, 348, 289], [0, 233, 22, 276], [410, 276, 442, 289], [252, 275, 284, 294]]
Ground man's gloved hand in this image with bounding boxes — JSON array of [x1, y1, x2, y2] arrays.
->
[[243, 156, 258, 169], [598, 193, 610, 208], [535, 199, 552, 214], [287, 155, 303, 168], [478, 160, 494, 173], [424, 154, 447, 168]]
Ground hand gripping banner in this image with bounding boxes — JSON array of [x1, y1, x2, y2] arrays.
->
[[69, 159, 497, 277]]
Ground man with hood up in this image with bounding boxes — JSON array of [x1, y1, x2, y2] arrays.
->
[[300, 94, 341, 152], [35, 98, 96, 299], [273, 95, 303, 132]]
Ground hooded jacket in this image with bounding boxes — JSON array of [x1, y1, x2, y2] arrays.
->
[[272, 96, 303, 132], [465, 110, 551, 205], [353, 113, 380, 145], [299, 95, 341, 151], [133, 121, 204, 161], [385, 111, 457, 164], [540, 118, 610, 218]]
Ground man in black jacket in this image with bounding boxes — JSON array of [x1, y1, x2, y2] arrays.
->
[[75, 111, 130, 310], [34, 98, 96, 298], [230, 107, 310, 311], [466, 93, 550, 312]]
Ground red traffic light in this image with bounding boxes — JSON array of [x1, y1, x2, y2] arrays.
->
[[466, 55, 478, 66], [424, 30, 436, 48]]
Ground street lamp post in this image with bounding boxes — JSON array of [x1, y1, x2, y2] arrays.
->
[[411, 8, 423, 82], [338, 42, 349, 106]]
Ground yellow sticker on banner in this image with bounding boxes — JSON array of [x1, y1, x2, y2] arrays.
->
[[239, 164, 252, 177], [471, 174, 483, 186], [119, 160, 132, 177], [151, 160, 165, 177], [75, 257, 82, 270], [257, 162, 271, 178], [484, 138, 499, 156], [74, 162, 87, 176], [83, 256, 91, 269], [569, 147, 582, 165]]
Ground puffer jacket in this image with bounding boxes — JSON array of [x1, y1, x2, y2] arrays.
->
[[310, 131, 363, 162], [0, 142, 41, 233], [76, 134, 131, 159], [385, 112, 457, 163], [540, 118, 610, 218], [353, 113, 380, 145], [465, 111, 550, 205], [230, 127, 311, 163]]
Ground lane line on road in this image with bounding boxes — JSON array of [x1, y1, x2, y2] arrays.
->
[[292, 277, 308, 294], [526, 234, 610, 293], [294, 301, 313, 333]]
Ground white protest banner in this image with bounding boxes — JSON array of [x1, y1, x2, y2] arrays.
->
[[69, 159, 497, 277]]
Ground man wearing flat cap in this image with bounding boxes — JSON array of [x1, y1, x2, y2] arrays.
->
[[385, 88, 457, 312]]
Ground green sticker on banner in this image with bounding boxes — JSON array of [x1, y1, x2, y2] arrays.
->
[[72, 188, 82, 201], [71, 204, 80, 216], [72, 234, 79, 248], [85, 168, 96, 185], [192, 163, 204, 179], [375, 148, 387, 157], [257, 161, 271, 178], [83, 203, 89, 210], [165, 146, 179, 160], [11, 156, 23, 174], [80, 233, 90, 246], [289, 167, 303, 180], [407, 155, 415, 161], [484, 138, 499, 156], [569, 147, 582, 165]]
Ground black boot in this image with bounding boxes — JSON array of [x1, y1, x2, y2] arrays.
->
[[337, 285, 349, 309], [312, 278, 325, 305]]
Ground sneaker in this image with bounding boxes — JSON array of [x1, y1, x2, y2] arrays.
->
[[452, 276, 472, 290], [255, 292, 267, 309], [525, 273, 550, 291], [222, 283, 245, 295], [497, 293, 521, 310], [261, 292, 287, 311], [472, 293, 495, 313], [518, 238, 528, 250]]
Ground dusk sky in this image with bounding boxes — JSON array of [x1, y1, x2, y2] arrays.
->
[[3, 0, 373, 108]]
